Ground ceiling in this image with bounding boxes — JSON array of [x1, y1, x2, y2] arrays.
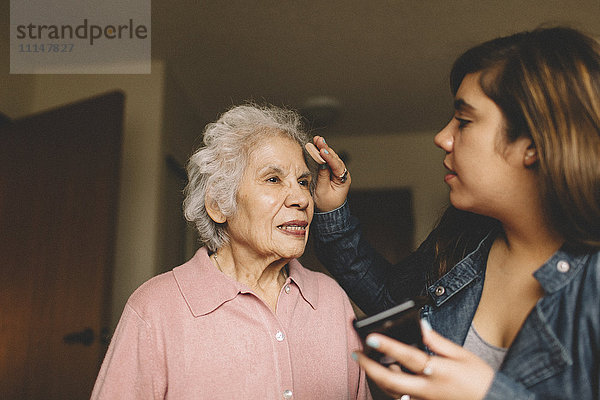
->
[[150, 1, 600, 136], [3, 1, 600, 136]]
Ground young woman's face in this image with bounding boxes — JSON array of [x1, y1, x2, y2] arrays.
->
[[225, 135, 314, 262], [434, 72, 533, 219]]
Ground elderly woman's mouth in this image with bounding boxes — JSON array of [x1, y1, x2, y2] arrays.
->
[[277, 221, 309, 236]]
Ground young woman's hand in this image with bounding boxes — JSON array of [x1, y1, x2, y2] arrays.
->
[[354, 321, 494, 400], [305, 135, 350, 212]]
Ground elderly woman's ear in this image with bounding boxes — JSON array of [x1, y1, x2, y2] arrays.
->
[[205, 196, 226, 223]]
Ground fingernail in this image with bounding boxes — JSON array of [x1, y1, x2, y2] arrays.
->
[[420, 319, 432, 332], [323, 149, 330, 155], [351, 352, 358, 361], [366, 336, 380, 349]]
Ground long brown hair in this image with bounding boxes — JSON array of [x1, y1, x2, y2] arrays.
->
[[432, 27, 600, 280]]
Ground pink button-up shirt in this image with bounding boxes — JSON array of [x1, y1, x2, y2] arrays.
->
[[91, 247, 371, 399]]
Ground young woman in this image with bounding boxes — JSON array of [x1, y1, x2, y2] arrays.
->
[[308, 27, 600, 399]]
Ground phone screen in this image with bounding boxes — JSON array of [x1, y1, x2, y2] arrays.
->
[[353, 299, 425, 365]]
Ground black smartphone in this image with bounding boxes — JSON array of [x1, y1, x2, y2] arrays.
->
[[353, 298, 425, 365]]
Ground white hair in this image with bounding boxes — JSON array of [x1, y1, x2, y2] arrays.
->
[[183, 104, 314, 252]]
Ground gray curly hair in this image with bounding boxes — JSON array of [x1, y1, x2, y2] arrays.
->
[[183, 104, 314, 252]]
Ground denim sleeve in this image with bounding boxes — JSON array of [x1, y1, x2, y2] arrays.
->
[[484, 373, 534, 400], [312, 201, 435, 315]]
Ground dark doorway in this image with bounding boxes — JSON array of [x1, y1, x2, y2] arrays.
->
[[0, 92, 124, 399], [301, 188, 414, 308]]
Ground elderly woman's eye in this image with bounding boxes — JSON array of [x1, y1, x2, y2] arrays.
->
[[267, 176, 280, 183], [299, 179, 310, 187]]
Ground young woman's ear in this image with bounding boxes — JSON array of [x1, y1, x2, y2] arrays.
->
[[523, 144, 538, 167], [205, 196, 226, 223]]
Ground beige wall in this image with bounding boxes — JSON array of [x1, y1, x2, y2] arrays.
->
[[9, 61, 168, 327], [0, 26, 35, 119], [0, 76, 35, 119], [156, 67, 206, 272], [162, 68, 206, 166], [325, 132, 449, 247]]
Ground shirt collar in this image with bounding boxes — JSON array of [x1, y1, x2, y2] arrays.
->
[[287, 258, 319, 310], [173, 247, 319, 317]]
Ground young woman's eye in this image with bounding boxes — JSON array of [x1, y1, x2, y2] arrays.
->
[[455, 117, 471, 128]]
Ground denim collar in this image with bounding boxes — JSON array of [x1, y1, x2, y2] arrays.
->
[[428, 230, 590, 305], [534, 248, 590, 294], [427, 229, 496, 307]]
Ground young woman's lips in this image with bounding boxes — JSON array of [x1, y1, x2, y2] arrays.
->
[[277, 220, 308, 237], [444, 172, 457, 182], [443, 162, 457, 182]]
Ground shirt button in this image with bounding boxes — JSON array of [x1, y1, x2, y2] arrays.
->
[[275, 331, 285, 341], [434, 286, 445, 296], [556, 260, 570, 273], [284, 284, 291, 294], [283, 389, 293, 399]]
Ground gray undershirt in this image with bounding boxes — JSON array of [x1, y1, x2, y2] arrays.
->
[[463, 324, 508, 371]]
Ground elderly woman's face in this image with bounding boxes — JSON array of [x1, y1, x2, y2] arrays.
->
[[225, 135, 314, 261]]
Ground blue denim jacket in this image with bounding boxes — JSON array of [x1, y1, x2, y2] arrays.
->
[[313, 202, 600, 399]]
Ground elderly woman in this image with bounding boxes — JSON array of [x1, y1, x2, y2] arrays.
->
[[91, 104, 370, 400]]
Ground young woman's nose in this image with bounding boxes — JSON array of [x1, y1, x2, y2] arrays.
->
[[434, 119, 455, 153]]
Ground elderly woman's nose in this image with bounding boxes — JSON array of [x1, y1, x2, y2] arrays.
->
[[285, 182, 311, 209]]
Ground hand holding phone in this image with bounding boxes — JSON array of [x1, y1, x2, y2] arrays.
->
[[353, 298, 426, 365]]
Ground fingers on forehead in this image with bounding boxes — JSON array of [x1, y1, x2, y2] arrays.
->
[[305, 142, 326, 163]]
